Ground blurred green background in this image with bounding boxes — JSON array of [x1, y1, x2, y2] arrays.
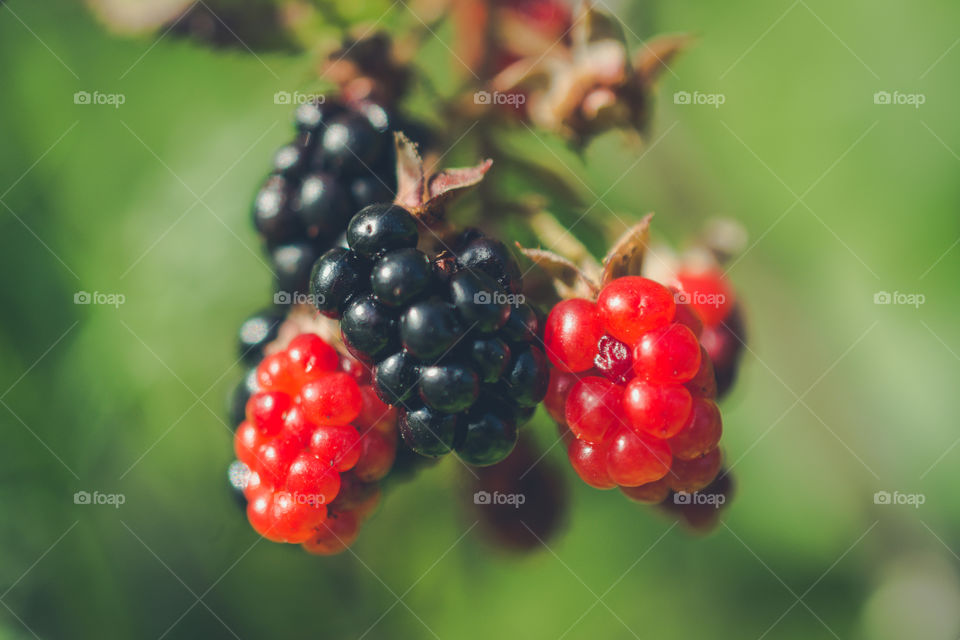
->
[[1, 0, 958, 638]]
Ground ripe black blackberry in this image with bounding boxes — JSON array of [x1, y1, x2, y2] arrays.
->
[[309, 204, 548, 466], [252, 99, 428, 297]]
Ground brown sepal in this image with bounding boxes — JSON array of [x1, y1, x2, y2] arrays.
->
[[633, 33, 694, 86], [516, 244, 599, 300], [600, 213, 653, 287], [393, 132, 492, 227]]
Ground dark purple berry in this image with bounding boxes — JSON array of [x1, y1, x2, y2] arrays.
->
[[500, 303, 539, 344], [468, 337, 511, 383], [455, 404, 518, 466], [319, 112, 384, 176], [449, 270, 510, 333], [374, 351, 420, 404], [419, 362, 479, 413], [501, 345, 549, 408], [370, 248, 433, 307], [399, 405, 458, 458], [456, 235, 523, 294], [295, 172, 351, 239], [309, 247, 371, 317], [346, 204, 418, 258], [238, 308, 284, 365], [272, 242, 320, 295], [340, 294, 398, 360], [400, 299, 464, 361], [252, 175, 301, 245]]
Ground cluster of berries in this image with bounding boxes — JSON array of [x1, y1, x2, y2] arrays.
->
[[252, 98, 414, 296], [543, 275, 724, 501], [309, 203, 549, 466], [231, 333, 397, 553], [674, 268, 744, 398]]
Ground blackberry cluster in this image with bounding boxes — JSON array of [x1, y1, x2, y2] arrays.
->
[[673, 268, 745, 398], [253, 98, 421, 297], [309, 204, 549, 466]]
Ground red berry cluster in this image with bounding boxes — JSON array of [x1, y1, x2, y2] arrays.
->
[[674, 268, 745, 398], [543, 276, 723, 500], [233, 333, 397, 554]]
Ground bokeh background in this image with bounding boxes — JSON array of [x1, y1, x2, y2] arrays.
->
[[1, 0, 958, 638]]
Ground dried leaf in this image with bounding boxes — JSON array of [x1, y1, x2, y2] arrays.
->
[[633, 33, 693, 85], [601, 214, 653, 286], [517, 244, 599, 298], [393, 132, 492, 226], [424, 160, 493, 211], [575, 4, 626, 48], [394, 132, 426, 211]]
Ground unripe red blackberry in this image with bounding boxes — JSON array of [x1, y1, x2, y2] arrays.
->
[[543, 275, 726, 503], [674, 268, 746, 399], [309, 206, 548, 466], [228, 331, 398, 553]]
